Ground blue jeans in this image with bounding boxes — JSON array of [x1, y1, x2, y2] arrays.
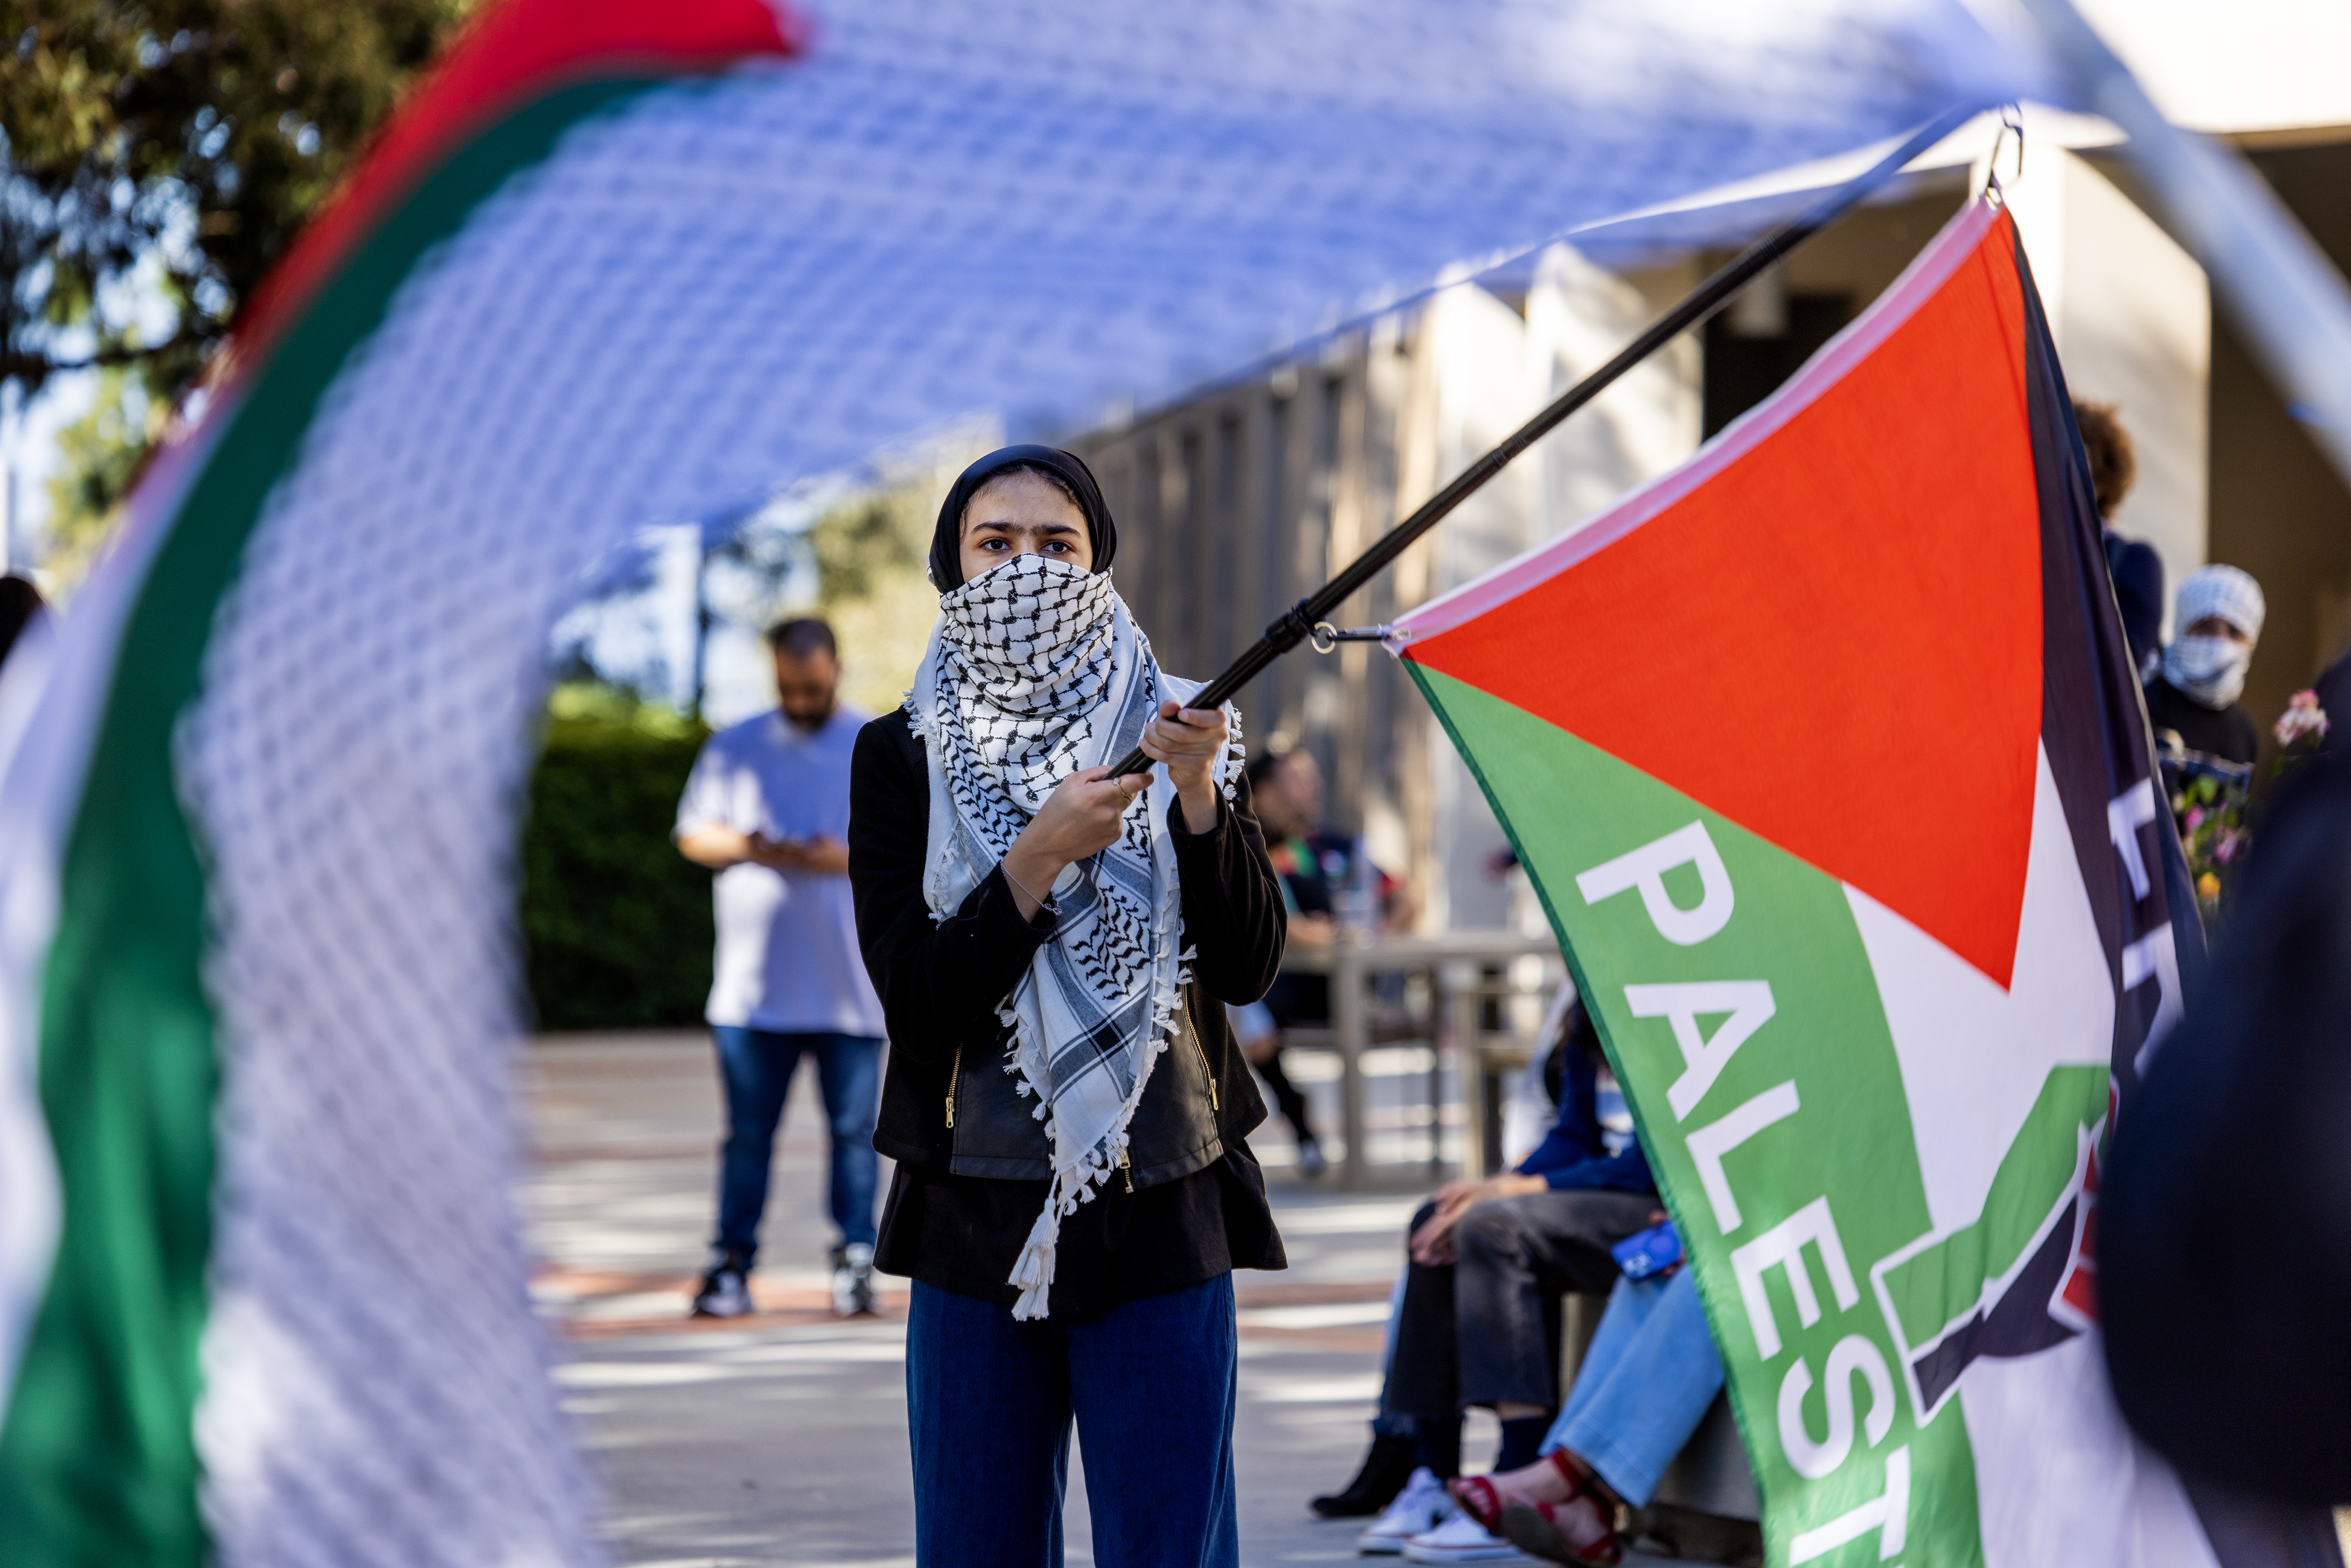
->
[[1542, 1269, 1724, 1506], [907, 1277, 1239, 1568], [711, 1027, 882, 1260]]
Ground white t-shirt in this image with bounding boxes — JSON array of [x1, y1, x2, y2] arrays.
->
[[674, 705, 886, 1036]]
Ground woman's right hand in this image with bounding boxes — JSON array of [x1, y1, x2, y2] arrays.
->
[[1001, 765, 1149, 919]]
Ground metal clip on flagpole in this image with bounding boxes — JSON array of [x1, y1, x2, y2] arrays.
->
[[1308, 621, 1400, 653], [1105, 102, 1980, 780], [1980, 104, 2026, 198]]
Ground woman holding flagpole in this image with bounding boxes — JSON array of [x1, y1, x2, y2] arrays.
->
[[849, 445, 1289, 1567]]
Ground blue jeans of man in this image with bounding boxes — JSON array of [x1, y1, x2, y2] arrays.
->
[[1542, 1269, 1724, 1506], [907, 1276, 1239, 1568], [710, 1026, 882, 1262]]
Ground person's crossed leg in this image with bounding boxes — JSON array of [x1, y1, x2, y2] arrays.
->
[[1356, 1184, 1653, 1557]]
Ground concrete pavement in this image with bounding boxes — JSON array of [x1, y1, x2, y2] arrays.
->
[[519, 1029, 1520, 1567]]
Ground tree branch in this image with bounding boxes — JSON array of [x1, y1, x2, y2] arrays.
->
[[2, 329, 208, 391]]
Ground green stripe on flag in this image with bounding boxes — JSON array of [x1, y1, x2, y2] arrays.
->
[[1875, 1065, 2104, 1352], [0, 78, 665, 1565], [1407, 663, 1985, 1568]]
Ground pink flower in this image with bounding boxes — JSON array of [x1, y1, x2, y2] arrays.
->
[[2276, 689, 2331, 746], [2186, 807, 2206, 831]]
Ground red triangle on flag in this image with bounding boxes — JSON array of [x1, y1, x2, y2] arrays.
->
[[1407, 205, 2042, 988]]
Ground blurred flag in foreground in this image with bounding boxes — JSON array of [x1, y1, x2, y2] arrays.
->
[[1393, 194, 2266, 1565], [0, 6, 801, 1566]]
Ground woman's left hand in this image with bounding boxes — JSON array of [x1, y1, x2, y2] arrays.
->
[[1141, 699, 1229, 831]]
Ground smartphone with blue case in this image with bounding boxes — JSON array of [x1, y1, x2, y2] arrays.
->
[[1610, 1220, 1682, 1280]]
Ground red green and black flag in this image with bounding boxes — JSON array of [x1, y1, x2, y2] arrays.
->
[[1393, 194, 2224, 1566]]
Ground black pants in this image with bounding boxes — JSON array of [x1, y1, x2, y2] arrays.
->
[[1258, 974, 1324, 1145], [1253, 1048, 1317, 1145], [1383, 1188, 1657, 1418]]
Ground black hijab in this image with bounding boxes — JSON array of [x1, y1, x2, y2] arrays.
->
[[927, 445, 1117, 590]]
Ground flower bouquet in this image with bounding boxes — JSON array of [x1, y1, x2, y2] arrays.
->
[[2164, 689, 2329, 925]]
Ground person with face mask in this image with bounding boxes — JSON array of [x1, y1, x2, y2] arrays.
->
[[2145, 564, 2265, 769]]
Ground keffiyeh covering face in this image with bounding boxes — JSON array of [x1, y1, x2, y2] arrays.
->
[[2165, 564, 2266, 710], [2162, 635, 2253, 710], [909, 552, 1240, 1318], [2174, 563, 2266, 645]]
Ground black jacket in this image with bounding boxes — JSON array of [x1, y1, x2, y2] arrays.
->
[[2145, 675, 2258, 766], [849, 707, 1285, 1188]]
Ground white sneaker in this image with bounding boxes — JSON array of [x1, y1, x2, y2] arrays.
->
[[1358, 1467, 1453, 1555], [1401, 1507, 1534, 1563], [831, 1242, 876, 1317]]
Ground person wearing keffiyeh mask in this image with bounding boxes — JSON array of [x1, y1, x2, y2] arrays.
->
[[2146, 563, 2266, 768], [847, 445, 1289, 1568]]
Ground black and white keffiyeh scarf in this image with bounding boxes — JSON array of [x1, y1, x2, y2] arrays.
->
[[907, 553, 1240, 1318]]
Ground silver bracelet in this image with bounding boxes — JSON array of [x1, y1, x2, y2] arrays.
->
[[1000, 861, 1057, 915]]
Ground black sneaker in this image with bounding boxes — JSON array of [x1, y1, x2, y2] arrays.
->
[[1310, 1431, 1419, 1518], [692, 1255, 752, 1319], [831, 1242, 877, 1317]]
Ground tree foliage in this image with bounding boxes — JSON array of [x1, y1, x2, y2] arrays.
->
[[520, 683, 714, 1031], [3, 0, 470, 400], [37, 359, 153, 577], [799, 440, 986, 717], [806, 487, 927, 606]]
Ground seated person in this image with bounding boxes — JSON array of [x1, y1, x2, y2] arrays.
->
[[1313, 989, 1590, 1522], [1449, 1259, 1724, 1566], [1354, 1000, 1655, 1558], [2146, 564, 2265, 771], [1242, 745, 1411, 1177]]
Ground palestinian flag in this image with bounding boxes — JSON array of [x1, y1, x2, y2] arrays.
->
[[0, 4, 796, 1563], [1394, 195, 2251, 1565]]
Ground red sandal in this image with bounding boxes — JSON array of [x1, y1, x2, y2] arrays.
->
[[1446, 1450, 1584, 1534], [1499, 1497, 1623, 1567]]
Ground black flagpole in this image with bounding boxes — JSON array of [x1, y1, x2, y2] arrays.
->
[[1107, 103, 1980, 779]]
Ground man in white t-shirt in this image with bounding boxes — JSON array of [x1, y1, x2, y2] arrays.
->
[[676, 618, 887, 1318]]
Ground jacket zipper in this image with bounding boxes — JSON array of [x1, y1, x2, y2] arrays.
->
[[1120, 1149, 1135, 1193], [1185, 996, 1219, 1111], [946, 1043, 962, 1129]]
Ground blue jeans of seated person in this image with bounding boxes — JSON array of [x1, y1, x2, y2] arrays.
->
[[711, 1027, 882, 1261], [907, 1276, 1239, 1568], [1542, 1269, 1725, 1506]]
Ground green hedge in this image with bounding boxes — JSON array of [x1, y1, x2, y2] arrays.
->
[[519, 703, 715, 1030]]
